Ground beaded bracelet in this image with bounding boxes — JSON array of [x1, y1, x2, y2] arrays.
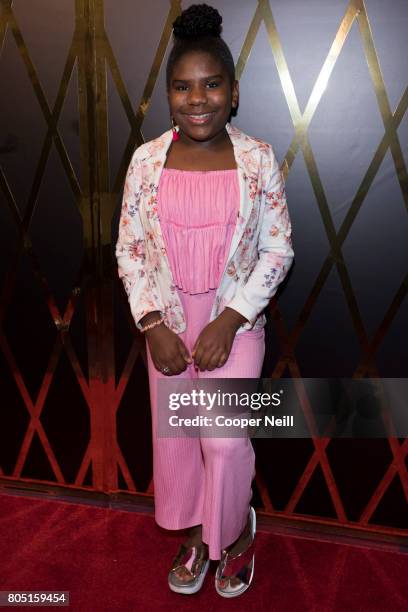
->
[[139, 315, 165, 333]]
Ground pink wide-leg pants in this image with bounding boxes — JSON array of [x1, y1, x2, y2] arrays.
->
[[146, 287, 265, 560]]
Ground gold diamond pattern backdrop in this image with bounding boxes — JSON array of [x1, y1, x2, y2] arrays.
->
[[0, 0, 407, 537]]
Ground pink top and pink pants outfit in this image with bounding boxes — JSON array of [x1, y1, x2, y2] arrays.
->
[[145, 168, 265, 560]]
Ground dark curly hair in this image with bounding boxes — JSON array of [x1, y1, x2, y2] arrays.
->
[[166, 3, 236, 90]]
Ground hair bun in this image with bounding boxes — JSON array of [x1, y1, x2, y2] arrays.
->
[[173, 3, 222, 40]]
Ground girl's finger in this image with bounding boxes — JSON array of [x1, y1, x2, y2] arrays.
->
[[201, 347, 222, 371], [157, 364, 170, 375], [217, 352, 228, 367], [178, 342, 192, 363], [191, 339, 200, 357], [193, 343, 203, 363]]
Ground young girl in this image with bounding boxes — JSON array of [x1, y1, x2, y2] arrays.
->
[[116, 3, 294, 598]]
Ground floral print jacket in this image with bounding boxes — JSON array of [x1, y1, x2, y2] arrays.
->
[[115, 122, 294, 335]]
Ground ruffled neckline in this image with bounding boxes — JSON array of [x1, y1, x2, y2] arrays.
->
[[162, 167, 237, 175]]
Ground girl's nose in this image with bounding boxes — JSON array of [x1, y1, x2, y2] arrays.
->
[[187, 85, 207, 105]]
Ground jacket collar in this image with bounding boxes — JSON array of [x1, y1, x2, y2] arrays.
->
[[138, 121, 259, 162]]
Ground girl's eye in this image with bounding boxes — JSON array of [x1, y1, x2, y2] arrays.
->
[[174, 82, 219, 91]]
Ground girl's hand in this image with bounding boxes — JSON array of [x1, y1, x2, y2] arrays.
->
[[146, 324, 192, 375], [191, 308, 248, 371]]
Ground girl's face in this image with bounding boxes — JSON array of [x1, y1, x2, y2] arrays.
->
[[167, 50, 239, 143]]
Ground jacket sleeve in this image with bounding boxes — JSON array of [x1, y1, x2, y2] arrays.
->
[[115, 154, 165, 330], [226, 146, 294, 326]]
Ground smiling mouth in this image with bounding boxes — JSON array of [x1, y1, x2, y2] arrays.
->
[[184, 112, 215, 124]]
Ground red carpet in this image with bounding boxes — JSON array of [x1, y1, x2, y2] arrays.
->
[[0, 493, 407, 611]]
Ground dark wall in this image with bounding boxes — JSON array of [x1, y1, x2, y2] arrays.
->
[[0, 0, 407, 531]]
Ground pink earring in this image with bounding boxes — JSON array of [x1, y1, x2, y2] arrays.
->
[[171, 117, 180, 141]]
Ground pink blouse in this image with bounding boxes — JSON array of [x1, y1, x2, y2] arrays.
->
[[157, 168, 239, 294]]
